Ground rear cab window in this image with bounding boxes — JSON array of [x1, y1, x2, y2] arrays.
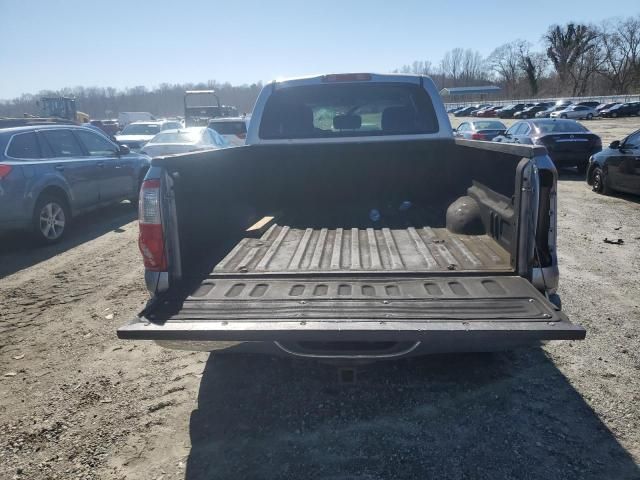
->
[[259, 83, 439, 139], [7, 132, 41, 159]]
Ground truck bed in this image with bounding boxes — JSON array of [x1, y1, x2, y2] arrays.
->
[[118, 140, 586, 354], [213, 224, 511, 275]]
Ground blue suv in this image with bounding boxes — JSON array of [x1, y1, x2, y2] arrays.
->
[[0, 124, 150, 244]]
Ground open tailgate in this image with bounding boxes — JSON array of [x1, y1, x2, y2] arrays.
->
[[118, 275, 584, 346]]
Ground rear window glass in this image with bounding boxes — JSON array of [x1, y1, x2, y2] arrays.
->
[[209, 121, 247, 135], [121, 124, 161, 135], [7, 132, 40, 158], [259, 83, 439, 139], [534, 120, 588, 134], [472, 121, 505, 130], [149, 130, 202, 144]]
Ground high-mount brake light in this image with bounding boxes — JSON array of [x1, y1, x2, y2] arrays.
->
[[322, 73, 372, 83], [138, 179, 167, 271]]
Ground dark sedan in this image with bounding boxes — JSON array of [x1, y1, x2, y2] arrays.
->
[[596, 102, 619, 112], [493, 119, 602, 173], [454, 105, 488, 117], [497, 103, 534, 118], [600, 102, 640, 118], [587, 129, 640, 196], [514, 104, 552, 119], [453, 120, 507, 141]]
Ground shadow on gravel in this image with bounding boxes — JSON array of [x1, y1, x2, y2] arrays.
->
[[186, 349, 639, 480], [557, 169, 587, 181], [0, 202, 136, 279]]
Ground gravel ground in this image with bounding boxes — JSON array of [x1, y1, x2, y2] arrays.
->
[[1, 118, 639, 480]]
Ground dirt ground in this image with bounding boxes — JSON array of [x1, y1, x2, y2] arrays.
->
[[1, 117, 639, 480]]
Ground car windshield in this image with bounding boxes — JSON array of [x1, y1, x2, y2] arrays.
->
[[148, 130, 202, 144], [534, 120, 588, 133], [121, 123, 161, 135], [259, 82, 439, 139], [472, 121, 505, 130]]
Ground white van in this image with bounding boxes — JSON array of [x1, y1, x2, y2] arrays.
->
[[117, 112, 155, 128]]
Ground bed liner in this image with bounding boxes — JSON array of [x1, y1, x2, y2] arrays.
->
[[213, 224, 512, 275]]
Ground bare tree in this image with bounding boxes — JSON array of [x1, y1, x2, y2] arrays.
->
[[461, 50, 487, 84], [544, 23, 600, 95], [600, 16, 640, 93], [488, 40, 527, 95], [517, 43, 548, 96], [440, 48, 465, 86]]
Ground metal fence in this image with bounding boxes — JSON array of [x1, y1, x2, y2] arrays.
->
[[443, 93, 640, 110]]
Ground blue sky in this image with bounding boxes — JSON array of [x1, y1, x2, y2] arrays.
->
[[1, 0, 637, 99]]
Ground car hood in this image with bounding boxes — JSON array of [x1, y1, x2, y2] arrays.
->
[[115, 134, 156, 143], [592, 147, 616, 159]]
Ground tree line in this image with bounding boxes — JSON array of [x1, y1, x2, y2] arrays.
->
[[0, 81, 263, 120], [395, 15, 640, 99]]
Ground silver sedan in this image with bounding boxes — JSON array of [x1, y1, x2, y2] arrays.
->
[[550, 105, 598, 120]]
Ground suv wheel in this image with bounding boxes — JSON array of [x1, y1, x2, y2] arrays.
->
[[33, 194, 70, 244], [561, 114, 568, 119], [586, 113, 593, 120]]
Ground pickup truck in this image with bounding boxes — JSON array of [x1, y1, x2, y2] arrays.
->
[[118, 73, 585, 360]]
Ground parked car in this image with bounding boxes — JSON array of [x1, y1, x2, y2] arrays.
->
[[118, 72, 584, 356], [576, 101, 601, 109], [587, 129, 640, 195], [208, 116, 251, 146], [454, 120, 506, 141], [115, 120, 182, 152], [447, 106, 462, 113], [514, 104, 552, 119], [497, 103, 533, 118], [596, 102, 619, 113], [600, 102, 640, 118], [453, 106, 479, 117], [475, 106, 503, 117], [493, 119, 601, 173], [117, 112, 155, 127], [535, 105, 568, 118], [0, 125, 150, 243], [469, 104, 492, 116], [140, 127, 229, 157], [554, 100, 573, 108], [90, 119, 120, 137], [550, 105, 598, 120]]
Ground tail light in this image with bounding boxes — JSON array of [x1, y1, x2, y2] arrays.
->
[[471, 133, 487, 140], [138, 179, 167, 271], [0, 164, 12, 179]]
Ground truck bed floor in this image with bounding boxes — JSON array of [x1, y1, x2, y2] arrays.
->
[[213, 224, 511, 275]]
